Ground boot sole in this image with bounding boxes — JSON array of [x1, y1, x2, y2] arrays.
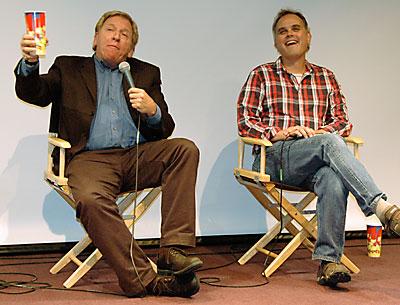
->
[[318, 272, 351, 287]]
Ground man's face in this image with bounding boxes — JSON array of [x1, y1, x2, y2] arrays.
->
[[93, 15, 133, 68], [274, 14, 311, 61]]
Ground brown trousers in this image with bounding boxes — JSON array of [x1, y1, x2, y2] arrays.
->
[[65, 138, 199, 296]]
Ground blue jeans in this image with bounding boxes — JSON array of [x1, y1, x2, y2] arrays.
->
[[253, 133, 385, 263]]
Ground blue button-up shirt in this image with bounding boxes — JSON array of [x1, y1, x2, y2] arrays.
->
[[86, 57, 145, 150], [87, 56, 162, 150]]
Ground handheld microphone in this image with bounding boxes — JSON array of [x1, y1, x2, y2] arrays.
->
[[118, 61, 135, 88]]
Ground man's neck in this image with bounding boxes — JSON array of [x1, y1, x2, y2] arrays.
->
[[281, 56, 307, 74]]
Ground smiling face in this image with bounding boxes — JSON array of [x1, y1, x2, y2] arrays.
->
[[274, 13, 311, 62], [92, 15, 134, 68]]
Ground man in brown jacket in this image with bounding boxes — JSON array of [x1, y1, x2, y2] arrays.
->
[[15, 10, 201, 298]]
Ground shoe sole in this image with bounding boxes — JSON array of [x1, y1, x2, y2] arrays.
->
[[318, 272, 351, 287], [158, 260, 203, 276]]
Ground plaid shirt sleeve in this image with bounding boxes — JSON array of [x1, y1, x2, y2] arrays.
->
[[319, 71, 353, 136], [237, 68, 280, 140]]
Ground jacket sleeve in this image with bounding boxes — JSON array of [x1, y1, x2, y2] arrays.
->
[[129, 62, 175, 141], [14, 58, 62, 108]]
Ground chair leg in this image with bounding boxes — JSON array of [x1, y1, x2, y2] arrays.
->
[[124, 187, 161, 228], [263, 224, 313, 278], [149, 257, 157, 272], [50, 234, 92, 274], [340, 254, 360, 274], [51, 187, 161, 288], [62, 244, 158, 289], [238, 222, 281, 265], [63, 248, 103, 288], [238, 213, 314, 265], [239, 185, 316, 265]]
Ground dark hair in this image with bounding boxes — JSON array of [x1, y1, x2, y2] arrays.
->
[[272, 9, 309, 36]]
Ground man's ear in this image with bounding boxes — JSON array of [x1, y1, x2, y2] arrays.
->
[[92, 33, 98, 51], [307, 31, 312, 47]]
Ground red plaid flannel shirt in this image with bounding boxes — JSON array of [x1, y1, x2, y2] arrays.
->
[[237, 58, 352, 144]]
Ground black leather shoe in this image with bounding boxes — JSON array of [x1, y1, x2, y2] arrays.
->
[[384, 205, 400, 237], [147, 273, 200, 298], [317, 262, 351, 287], [157, 247, 203, 275]]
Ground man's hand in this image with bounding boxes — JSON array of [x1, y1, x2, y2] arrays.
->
[[20, 34, 39, 63], [271, 125, 318, 142], [315, 129, 329, 135], [128, 87, 157, 116]]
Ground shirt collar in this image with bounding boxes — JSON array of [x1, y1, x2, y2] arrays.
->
[[93, 54, 118, 72], [275, 57, 314, 75]]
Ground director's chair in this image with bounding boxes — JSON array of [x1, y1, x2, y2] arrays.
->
[[45, 134, 160, 288], [234, 136, 363, 278]]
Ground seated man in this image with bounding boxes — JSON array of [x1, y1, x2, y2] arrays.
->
[[15, 10, 202, 298], [237, 8, 399, 287]]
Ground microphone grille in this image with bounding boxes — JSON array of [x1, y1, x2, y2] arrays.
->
[[118, 61, 130, 72]]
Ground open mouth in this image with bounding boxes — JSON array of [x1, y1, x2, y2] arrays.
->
[[285, 40, 298, 46]]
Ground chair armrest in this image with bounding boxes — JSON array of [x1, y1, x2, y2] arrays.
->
[[48, 136, 71, 149], [234, 136, 271, 183], [45, 135, 71, 186], [344, 136, 364, 145], [240, 137, 273, 147], [344, 136, 364, 160]]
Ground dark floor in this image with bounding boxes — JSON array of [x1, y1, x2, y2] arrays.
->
[[0, 238, 399, 305]]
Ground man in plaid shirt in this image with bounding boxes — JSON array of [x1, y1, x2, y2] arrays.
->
[[237, 8, 400, 287]]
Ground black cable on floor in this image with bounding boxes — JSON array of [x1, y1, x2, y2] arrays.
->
[[0, 272, 124, 296], [199, 277, 269, 288], [196, 245, 269, 288]]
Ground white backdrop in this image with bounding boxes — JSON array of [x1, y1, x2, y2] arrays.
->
[[1, 0, 399, 245]]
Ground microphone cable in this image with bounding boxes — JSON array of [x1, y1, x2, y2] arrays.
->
[[263, 135, 289, 267], [278, 136, 289, 233], [128, 107, 148, 296], [119, 60, 148, 295]]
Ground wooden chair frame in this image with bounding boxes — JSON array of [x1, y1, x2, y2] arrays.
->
[[45, 134, 159, 288], [234, 136, 363, 278]]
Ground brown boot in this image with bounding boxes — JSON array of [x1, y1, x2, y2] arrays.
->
[[384, 205, 400, 237], [146, 273, 200, 297], [317, 261, 351, 287], [157, 247, 203, 275]]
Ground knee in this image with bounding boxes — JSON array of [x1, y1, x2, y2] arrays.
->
[[74, 189, 112, 219], [318, 133, 346, 150], [171, 138, 200, 160]]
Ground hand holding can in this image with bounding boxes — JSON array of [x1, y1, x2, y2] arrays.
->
[[24, 11, 46, 56]]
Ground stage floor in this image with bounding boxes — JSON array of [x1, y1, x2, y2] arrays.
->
[[0, 238, 399, 305]]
